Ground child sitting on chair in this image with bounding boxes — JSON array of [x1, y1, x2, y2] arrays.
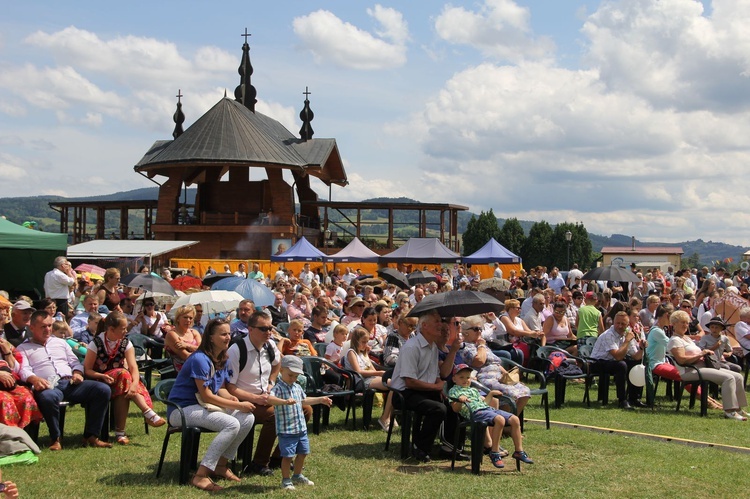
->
[[448, 364, 533, 468], [269, 355, 332, 490]]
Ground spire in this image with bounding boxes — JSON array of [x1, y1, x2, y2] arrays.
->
[[299, 86, 314, 141], [234, 28, 257, 112], [172, 89, 185, 139]]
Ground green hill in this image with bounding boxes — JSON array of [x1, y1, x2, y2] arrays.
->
[[1, 190, 745, 266]]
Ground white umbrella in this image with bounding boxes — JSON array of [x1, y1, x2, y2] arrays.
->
[[169, 290, 244, 317]]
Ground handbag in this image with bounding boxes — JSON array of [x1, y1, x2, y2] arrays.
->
[[703, 352, 719, 370], [195, 362, 227, 412], [500, 367, 520, 385]]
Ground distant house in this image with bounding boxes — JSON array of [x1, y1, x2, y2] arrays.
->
[[600, 246, 684, 271]]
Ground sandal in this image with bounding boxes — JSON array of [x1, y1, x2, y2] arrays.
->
[[116, 434, 130, 445], [191, 474, 223, 492], [213, 465, 241, 482], [145, 413, 167, 427]]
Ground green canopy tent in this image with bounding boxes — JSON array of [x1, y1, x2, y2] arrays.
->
[[0, 218, 68, 298]]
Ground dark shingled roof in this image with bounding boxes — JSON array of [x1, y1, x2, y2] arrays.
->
[[134, 98, 347, 185]]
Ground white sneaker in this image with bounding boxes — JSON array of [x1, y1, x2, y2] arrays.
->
[[724, 411, 746, 421], [739, 409, 750, 418], [292, 474, 314, 486], [281, 479, 295, 490]]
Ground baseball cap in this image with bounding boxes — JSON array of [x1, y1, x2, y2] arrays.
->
[[452, 363, 472, 376], [281, 355, 304, 374], [13, 300, 35, 312], [585, 291, 596, 300]]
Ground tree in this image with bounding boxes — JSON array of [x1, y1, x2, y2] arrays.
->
[[461, 209, 500, 255], [522, 221, 553, 269], [497, 218, 526, 257], [549, 222, 594, 269], [683, 252, 701, 269]]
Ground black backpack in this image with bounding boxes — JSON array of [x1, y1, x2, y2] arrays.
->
[[229, 335, 275, 371]]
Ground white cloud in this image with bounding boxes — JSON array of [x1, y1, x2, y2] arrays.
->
[[434, 0, 554, 62], [0, 154, 27, 180], [582, 0, 750, 111], [256, 101, 298, 136], [293, 7, 408, 70]]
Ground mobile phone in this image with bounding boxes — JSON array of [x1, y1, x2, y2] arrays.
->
[[0, 482, 6, 492]]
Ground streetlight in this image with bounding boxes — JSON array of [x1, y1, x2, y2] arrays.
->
[[565, 230, 572, 270]]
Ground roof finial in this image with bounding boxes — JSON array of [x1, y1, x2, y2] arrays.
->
[[234, 28, 257, 112], [172, 89, 185, 139], [299, 86, 314, 141]]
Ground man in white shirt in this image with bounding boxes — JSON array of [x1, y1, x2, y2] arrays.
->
[[734, 307, 750, 355], [567, 264, 584, 288], [493, 263, 503, 279], [547, 268, 566, 295], [18, 310, 112, 450], [298, 263, 317, 289], [523, 294, 545, 332], [44, 256, 77, 316], [234, 263, 247, 278]]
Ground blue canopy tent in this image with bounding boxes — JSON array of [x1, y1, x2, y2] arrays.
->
[[379, 238, 461, 264], [270, 236, 327, 262], [462, 239, 521, 264], [326, 237, 380, 263]]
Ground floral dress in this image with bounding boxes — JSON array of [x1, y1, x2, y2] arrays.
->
[[458, 342, 531, 401], [0, 353, 42, 428], [89, 334, 153, 406]]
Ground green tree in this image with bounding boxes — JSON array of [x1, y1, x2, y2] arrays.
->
[[550, 222, 594, 269], [522, 220, 553, 268], [497, 218, 526, 256], [461, 209, 500, 255], [683, 252, 701, 269]]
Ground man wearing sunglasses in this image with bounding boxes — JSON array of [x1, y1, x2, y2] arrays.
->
[[226, 311, 311, 476]]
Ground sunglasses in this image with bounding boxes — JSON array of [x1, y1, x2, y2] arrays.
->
[[463, 326, 482, 333], [251, 325, 273, 332], [144, 303, 155, 307], [681, 305, 692, 309]]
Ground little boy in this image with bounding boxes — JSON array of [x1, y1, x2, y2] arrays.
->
[[269, 355, 333, 490], [448, 364, 533, 468], [698, 316, 742, 372], [325, 325, 347, 364]]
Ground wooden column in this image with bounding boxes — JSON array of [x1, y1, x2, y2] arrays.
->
[[120, 207, 129, 240], [388, 207, 394, 248], [96, 207, 106, 240]]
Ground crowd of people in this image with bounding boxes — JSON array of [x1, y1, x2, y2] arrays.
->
[[1, 257, 749, 492]]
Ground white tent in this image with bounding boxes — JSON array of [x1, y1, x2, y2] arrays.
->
[[66, 240, 198, 270]]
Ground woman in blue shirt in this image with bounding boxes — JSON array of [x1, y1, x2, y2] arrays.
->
[[168, 318, 256, 492]]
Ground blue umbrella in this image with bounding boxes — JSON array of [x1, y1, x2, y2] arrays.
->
[[211, 276, 275, 307]]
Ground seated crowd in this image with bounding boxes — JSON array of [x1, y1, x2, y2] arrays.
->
[[1, 258, 749, 492]]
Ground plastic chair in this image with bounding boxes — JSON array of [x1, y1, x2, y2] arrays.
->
[[666, 355, 708, 417], [276, 322, 290, 338], [382, 370, 421, 460], [494, 357, 550, 430], [300, 357, 356, 434], [153, 379, 216, 485], [129, 332, 173, 390], [313, 342, 328, 357], [536, 346, 592, 408]]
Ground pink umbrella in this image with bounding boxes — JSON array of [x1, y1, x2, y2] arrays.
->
[[74, 263, 107, 275]]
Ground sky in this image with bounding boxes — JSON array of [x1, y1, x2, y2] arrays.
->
[[2, 0, 749, 246]]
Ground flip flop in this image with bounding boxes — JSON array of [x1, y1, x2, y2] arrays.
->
[[213, 466, 241, 482], [191, 474, 223, 492]]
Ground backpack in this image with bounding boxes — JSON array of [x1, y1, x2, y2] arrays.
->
[[229, 335, 275, 371], [546, 351, 583, 377]]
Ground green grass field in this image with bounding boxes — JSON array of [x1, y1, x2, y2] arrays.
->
[[5, 381, 750, 498]]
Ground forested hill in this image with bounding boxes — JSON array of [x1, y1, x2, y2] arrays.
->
[[0, 191, 745, 263]]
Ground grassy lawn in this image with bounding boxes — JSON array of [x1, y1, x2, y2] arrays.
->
[[4, 382, 750, 498]]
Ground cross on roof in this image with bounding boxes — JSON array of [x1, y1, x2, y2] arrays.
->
[[176, 89, 183, 103], [303, 86, 311, 99], [241, 28, 251, 43]]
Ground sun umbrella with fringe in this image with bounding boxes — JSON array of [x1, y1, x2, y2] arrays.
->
[[169, 290, 244, 317], [210, 276, 276, 307]]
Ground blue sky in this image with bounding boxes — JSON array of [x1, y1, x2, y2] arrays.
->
[[1, 1, 749, 246]]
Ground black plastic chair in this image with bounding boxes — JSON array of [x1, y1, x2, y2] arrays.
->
[[129, 332, 173, 390], [153, 379, 216, 485], [494, 357, 550, 430], [382, 370, 420, 460], [666, 355, 708, 417], [536, 346, 592, 408], [300, 357, 356, 434]]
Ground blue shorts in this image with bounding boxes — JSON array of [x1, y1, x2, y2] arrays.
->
[[278, 432, 310, 458], [473, 407, 512, 426]]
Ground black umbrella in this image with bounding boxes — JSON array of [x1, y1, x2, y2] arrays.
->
[[580, 265, 641, 283], [120, 273, 177, 296], [202, 272, 236, 287], [407, 290, 503, 318], [377, 268, 410, 289], [407, 270, 437, 285]]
